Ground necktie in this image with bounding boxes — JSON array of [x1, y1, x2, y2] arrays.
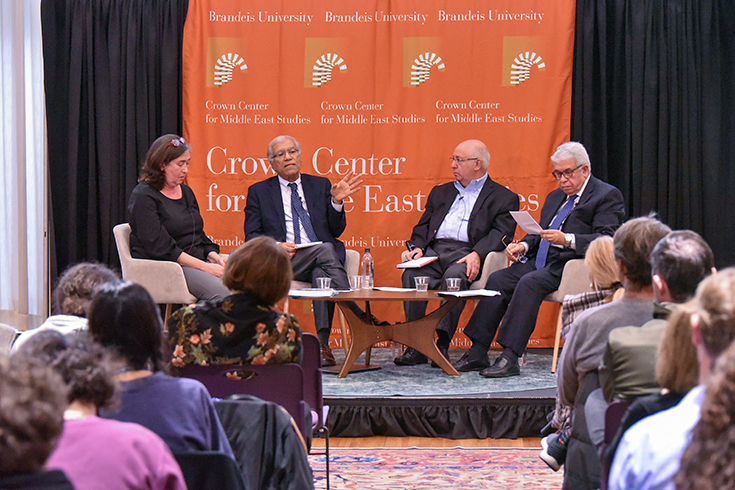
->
[[535, 195, 577, 270], [289, 183, 318, 244]]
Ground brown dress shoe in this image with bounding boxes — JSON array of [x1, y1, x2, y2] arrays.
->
[[320, 342, 336, 367]]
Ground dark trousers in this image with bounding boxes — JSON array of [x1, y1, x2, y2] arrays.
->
[[401, 239, 472, 344], [463, 260, 562, 357], [290, 242, 359, 344]]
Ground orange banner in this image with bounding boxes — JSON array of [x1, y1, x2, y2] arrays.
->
[[182, 0, 576, 348]]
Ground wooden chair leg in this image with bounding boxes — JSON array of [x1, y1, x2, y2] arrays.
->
[[551, 305, 563, 373], [164, 304, 173, 328], [338, 309, 349, 355]]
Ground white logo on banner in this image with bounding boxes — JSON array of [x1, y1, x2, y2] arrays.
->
[[213, 53, 247, 87], [510, 51, 545, 85], [312, 53, 347, 87], [410, 52, 445, 86]]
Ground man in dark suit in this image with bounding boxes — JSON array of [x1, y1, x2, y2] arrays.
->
[[394, 139, 520, 366], [244, 135, 363, 366], [455, 141, 626, 377]]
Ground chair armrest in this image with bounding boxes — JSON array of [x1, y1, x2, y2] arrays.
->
[[470, 251, 508, 290], [123, 258, 197, 304], [344, 249, 360, 277]]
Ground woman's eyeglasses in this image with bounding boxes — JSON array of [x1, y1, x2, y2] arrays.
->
[[167, 137, 187, 148]]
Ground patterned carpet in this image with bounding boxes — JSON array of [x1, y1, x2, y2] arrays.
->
[[309, 447, 563, 489], [323, 348, 557, 397]]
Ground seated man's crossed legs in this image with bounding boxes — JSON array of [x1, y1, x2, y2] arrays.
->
[[290, 242, 373, 366], [395, 241, 472, 367], [456, 262, 560, 377]]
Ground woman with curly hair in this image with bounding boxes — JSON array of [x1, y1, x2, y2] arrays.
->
[[15, 331, 186, 490], [12, 262, 117, 352], [675, 338, 735, 490], [0, 354, 71, 489], [168, 236, 302, 368]]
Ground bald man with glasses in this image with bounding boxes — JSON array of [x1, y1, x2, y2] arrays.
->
[[454, 141, 626, 377], [394, 139, 520, 367]]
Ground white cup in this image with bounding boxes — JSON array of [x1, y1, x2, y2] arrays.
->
[[316, 277, 332, 290], [348, 275, 362, 290], [445, 278, 461, 292], [414, 276, 430, 292]]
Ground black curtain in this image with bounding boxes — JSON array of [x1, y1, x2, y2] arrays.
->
[[571, 0, 735, 268], [42, 0, 189, 277]]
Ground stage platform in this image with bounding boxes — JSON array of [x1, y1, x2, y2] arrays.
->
[[323, 348, 556, 440]]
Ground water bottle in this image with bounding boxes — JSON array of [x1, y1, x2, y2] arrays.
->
[[361, 248, 374, 289]]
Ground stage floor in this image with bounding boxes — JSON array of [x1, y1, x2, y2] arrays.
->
[[323, 348, 556, 439], [323, 348, 557, 398]]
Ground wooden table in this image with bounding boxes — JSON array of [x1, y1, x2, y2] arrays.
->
[[328, 289, 465, 378]]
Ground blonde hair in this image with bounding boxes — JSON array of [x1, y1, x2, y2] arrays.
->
[[584, 236, 619, 290], [656, 301, 699, 394]]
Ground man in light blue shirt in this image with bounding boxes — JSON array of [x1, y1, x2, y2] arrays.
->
[[395, 139, 519, 366], [609, 269, 735, 490]]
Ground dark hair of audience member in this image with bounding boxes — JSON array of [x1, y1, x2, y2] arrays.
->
[[138, 134, 191, 191], [650, 230, 714, 303], [223, 236, 293, 306], [675, 339, 735, 490], [693, 268, 735, 360], [51, 262, 118, 317], [88, 281, 166, 372], [655, 301, 699, 394], [0, 355, 67, 476], [14, 330, 118, 412], [613, 214, 671, 289]]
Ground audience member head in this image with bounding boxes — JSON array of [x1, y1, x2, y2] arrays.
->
[[675, 339, 735, 490], [584, 236, 619, 290], [14, 331, 118, 412], [650, 230, 714, 303], [88, 281, 166, 372], [51, 262, 118, 317], [691, 268, 735, 368], [0, 355, 66, 477], [223, 237, 292, 306], [656, 301, 699, 394], [613, 215, 671, 290], [139, 134, 191, 190]]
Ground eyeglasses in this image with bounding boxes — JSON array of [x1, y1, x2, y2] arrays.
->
[[167, 137, 187, 148], [450, 156, 479, 164], [273, 147, 300, 160], [551, 163, 586, 180]]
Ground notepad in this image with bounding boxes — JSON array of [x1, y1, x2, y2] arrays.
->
[[396, 256, 440, 269]]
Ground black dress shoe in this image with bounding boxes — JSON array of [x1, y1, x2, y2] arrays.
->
[[430, 345, 450, 368], [479, 355, 520, 378], [320, 342, 336, 367], [394, 347, 428, 366], [452, 351, 490, 372]]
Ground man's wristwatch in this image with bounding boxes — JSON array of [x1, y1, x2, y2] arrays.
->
[[564, 233, 573, 248]]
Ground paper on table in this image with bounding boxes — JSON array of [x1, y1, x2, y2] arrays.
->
[[374, 287, 416, 292], [396, 256, 439, 269], [437, 289, 500, 298], [288, 288, 336, 298], [510, 211, 543, 235], [293, 241, 323, 250]]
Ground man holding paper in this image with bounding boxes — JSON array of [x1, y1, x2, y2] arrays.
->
[[244, 135, 363, 366], [394, 139, 519, 366], [455, 141, 625, 377]]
